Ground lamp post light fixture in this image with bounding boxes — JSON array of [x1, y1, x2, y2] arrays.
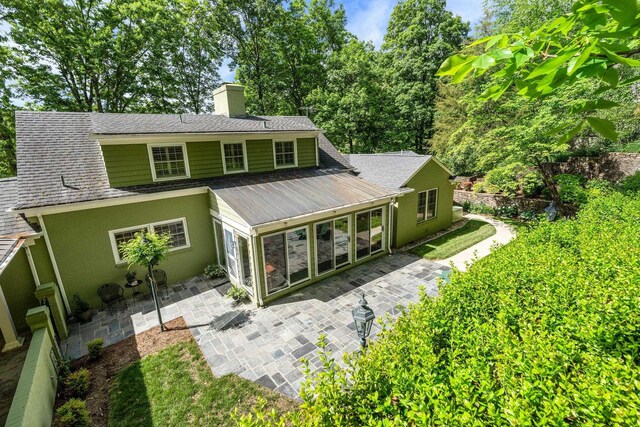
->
[[352, 293, 375, 349]]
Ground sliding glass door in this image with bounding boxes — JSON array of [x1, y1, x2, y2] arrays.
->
[[263, 226, 310, 295], [356, 207, 384, 260], [315, 216, 351, 276]]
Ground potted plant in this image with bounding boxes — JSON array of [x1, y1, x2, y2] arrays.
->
[[204, 264, 226, 279], [125, 270, 137, 284], [225, 285, 249, 303], [72, 293, 92, 323]]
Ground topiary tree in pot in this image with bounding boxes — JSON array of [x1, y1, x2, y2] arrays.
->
[[119, 230, 170, 332]]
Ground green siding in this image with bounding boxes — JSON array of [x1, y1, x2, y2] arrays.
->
[[0, 250, 38, 331], [246, 139, 274, 172], [256, 204, 389, 305], [29, 239, 57, 286], [102, 137, 318, 187], [101, 144, 153, 187], [393, 160, 454, 247], [187, 141, 223, 178], [297, 138, 316, 167], [41, 193, 217, 308]]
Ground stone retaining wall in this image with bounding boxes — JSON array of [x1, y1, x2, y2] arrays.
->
[[544, 152, 640, 182], [454, 190, 551, 212]]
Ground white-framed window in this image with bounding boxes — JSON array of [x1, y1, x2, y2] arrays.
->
[[221, 141, 248, 174], [356, 207, 385, 260], [147, 143, 190, 181], [262, 225, 310, 296], [109, 217, 190, 264], [417, 188, 438, 222], [273, 140, 297, 168]]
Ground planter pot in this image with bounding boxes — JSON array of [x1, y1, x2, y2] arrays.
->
[[77, 309, 92, 323]]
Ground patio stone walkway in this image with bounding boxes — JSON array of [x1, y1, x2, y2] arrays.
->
[[61, 253, 448, 398]]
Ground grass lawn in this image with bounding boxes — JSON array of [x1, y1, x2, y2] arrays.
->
[[108, 339, 296, 427], [411, 219, 497, 260]]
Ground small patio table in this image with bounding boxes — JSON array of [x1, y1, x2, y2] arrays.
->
[[125, 279, 144, 306]]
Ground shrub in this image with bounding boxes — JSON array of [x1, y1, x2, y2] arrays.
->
[[468, 203, 494, 215], [494, 204, 518, 218], [64, 368, 90, 398], [86, 338, 104, 361], [238, 192, 640, 426], [471, 181, 485, 193], [554, 173, 587, 205], [518, 210, 538, 221], [226, 285, 249, 301], [484, 163, 544, 197], [56, 399, 90, 427], [204, 264, 226, 279], [520, 171, 544, 197], [618, 171, 640, 193], [57, 357, 73, 381]]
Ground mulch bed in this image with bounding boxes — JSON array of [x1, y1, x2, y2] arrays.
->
[[54, 317, 194, 427]]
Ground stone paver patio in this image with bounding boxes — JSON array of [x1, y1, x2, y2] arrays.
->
[[61, 252, 448, 398]]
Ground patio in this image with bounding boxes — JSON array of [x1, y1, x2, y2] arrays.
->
[[61, 252, 448, 398]]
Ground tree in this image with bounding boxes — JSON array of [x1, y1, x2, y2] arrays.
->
[[308, 40, 393, 153], [2, 0, 222, 113], [382, 0, 469, 152], [437, 0, 640, 214], [120, 231, 171, 332], [0, 41, 15, 177]]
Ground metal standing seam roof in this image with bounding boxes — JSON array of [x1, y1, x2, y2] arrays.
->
[[14, 111, 351, 210], [210, 170, 398, 227], [346, 153, 434, 190]]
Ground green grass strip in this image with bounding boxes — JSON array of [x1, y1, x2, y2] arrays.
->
[[410, 219, 496, 260]]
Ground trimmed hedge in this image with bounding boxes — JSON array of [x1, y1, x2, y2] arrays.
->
[[237, 192, 640, 426]]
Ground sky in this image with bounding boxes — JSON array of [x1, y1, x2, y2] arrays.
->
[[220, 0, 484, 81]]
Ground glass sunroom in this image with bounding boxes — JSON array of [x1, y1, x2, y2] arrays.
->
[[208, 170, 397, 305]]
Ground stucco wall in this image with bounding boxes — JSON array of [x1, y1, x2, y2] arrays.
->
[[393, 160, 454, 248], [40, 193, 217, 308], [0, 250, 38, 331]]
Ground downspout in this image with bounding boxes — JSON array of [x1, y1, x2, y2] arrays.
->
[[37, 215, 71, 314], [24, 243, 41, 287], [388, 198, 395, 253], [315, 136, 319, 167], [251, 233, 264, 307]]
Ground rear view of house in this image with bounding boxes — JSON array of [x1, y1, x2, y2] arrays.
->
[[0, 84, 456, 352]]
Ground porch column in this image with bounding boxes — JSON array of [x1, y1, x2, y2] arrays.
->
[[25, 305, 61, 361], [0, 283, 24, 352], [34, 282, 68, 340]]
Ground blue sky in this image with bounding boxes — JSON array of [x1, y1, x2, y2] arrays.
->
[[221, 0, 483, 80]]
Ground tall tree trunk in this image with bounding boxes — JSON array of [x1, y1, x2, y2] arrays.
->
[[536, 161, 567, 217]]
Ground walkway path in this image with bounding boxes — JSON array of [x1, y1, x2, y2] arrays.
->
[[435, 214, 516, 271]]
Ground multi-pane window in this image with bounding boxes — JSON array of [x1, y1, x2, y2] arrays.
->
[[223, 142, 247, 173], [315, 216, 350, 276], [417, 189, 438, 222], [274, 140, 296, 168], [356, 207, 384, 260], [110, 218, 189, 263], [153, 221, 188, 248], [263, 226, 310, 295], [150, 145, 188, 179]]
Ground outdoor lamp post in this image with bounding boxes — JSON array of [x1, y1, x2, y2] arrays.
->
[[352, 293, 375, 349]]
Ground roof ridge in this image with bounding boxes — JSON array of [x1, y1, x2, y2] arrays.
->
[[349, 153, 430, 158]]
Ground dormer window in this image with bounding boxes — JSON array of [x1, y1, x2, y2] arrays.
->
[[148, 143, 190, 181], [222, 141, 248, 174], [274, 140, 297, 168]]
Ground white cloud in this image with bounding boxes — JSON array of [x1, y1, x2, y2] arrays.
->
[[346, 0, 396, 48]]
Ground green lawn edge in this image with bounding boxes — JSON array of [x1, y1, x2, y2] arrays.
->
[[410, 219, 496, 260]]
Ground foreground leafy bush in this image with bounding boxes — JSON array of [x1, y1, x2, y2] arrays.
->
[[619, 171, 640, 193], [86, 338, 104, 361], [238, 192, 640, 426], [554, 173, 587, 205], [56, 399, 90, 427], [64, 368, 90, 398]]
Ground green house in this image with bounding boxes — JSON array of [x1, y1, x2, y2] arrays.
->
[[0, 84, 455, 345]]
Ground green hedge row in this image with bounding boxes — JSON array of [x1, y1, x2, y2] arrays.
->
[[237, 192, 640, 426]]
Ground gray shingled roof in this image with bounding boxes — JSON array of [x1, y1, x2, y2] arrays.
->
[[91, 113, 319, 134], [0, 238, 20, 274], [13, 111, 349, 209], [211, 169, 396, 227], [0, 178, 36, 237], [346, 153, 433, 190]]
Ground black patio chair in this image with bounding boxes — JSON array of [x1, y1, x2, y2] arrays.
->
[[97, 283, 127, 315], [146, 269, 168, 298]]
